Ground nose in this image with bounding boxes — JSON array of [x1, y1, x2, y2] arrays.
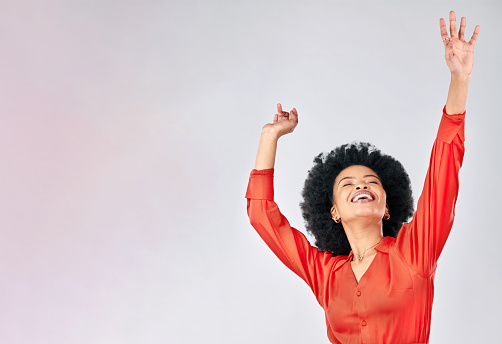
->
[[355, 184, 368, 190]]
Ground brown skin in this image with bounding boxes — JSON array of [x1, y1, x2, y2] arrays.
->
[[330, 165, 388, 283], [442, 11, 480, 114], [253, 11, 479, 281], [331, 165, 387, 224], [254, 103, 298, 171]]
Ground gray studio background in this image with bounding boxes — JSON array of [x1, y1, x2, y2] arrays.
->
[[1, 0, 500, 343]]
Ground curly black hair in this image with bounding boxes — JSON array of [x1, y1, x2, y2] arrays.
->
[[300, 142, 414, 256]]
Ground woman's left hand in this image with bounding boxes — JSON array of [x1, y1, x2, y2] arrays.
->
[[440, 11, 480, 78]]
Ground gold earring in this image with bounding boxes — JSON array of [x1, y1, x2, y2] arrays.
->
[[333, 215, 341, 223], [384, 208, 390, 220]]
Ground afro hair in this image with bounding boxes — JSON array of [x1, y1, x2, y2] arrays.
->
[[300, 142, 414, 256]]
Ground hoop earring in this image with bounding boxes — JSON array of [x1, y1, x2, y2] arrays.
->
[[384, 208, 390, 220], [333, 215, 341, 224]]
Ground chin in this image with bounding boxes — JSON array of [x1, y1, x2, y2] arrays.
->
[[352, 212, 384, 220]]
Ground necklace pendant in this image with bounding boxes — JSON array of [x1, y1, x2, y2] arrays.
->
[[358, 256, 363, 261]]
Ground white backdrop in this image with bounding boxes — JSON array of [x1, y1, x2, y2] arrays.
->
[[1, 1, 501, 343]]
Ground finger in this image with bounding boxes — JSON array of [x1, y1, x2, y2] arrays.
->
[[439, 18, 449, 42], [290, 108, 299, 123], [273, 113, 278, 123], [449, 11, 457, 38], [277, 103, 283, 114], [469, 25, 480, 47], [459, 17, 466, 41], [278, 111, 289, 121]]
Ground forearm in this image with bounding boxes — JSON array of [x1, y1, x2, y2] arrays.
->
[[445, 74, 470, 115], [254, 129, 279, 170]]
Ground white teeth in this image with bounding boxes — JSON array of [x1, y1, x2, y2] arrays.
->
[[354, 195, 367, 202], [351, 191, 375, 202]]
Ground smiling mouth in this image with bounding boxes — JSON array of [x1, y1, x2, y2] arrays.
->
[[351, 191, 375, 203]]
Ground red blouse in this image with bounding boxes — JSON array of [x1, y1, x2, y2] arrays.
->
[[245, 106, 465, 344]]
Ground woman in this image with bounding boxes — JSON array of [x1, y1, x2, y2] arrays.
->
[[245, 11, 479, 344]]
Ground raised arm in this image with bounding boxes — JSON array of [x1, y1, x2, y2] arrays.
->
[[247, 104, 335, 306], [396, 11, 479, 275]]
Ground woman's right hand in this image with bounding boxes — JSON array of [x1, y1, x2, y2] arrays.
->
[[254, 104, 298, 170], [261, 103, 299, 140]]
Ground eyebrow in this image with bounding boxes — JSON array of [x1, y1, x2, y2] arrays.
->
[[337, 174, 381, 185]]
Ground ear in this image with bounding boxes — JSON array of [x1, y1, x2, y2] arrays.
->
[[384, 203, 390, 220], [330, 205, 338, 219]]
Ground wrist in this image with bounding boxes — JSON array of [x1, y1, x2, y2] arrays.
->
[[450, 73, 471, 82], [260, 126, 280, 141]]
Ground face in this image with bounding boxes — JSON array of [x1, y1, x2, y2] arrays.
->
[[330, 165, 387, 224]]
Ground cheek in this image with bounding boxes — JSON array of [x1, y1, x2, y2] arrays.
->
[[381, 191, 387, 203], [332, 189, 347, 204], [333, 191, 352, 213]]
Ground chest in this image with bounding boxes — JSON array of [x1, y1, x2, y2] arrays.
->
[[350, 255, 376, 284], [325, 252, 418, 339]]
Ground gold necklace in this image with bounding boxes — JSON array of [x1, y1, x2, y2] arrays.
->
[[355, 237, 383, 261]]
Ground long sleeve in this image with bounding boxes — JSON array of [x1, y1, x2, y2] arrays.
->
[[396, 106, 465, 276], [245, 169, 336, 307]]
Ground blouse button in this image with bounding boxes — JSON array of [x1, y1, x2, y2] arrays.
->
[[356, 291, 361, 296], [361, 320, 367, 326]]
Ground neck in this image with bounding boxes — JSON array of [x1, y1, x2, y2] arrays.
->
[[341, 218, 383, 262]]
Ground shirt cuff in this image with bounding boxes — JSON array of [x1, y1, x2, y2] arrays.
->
[[437, 105, 466, 144], [245, 169, 274, 201]]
